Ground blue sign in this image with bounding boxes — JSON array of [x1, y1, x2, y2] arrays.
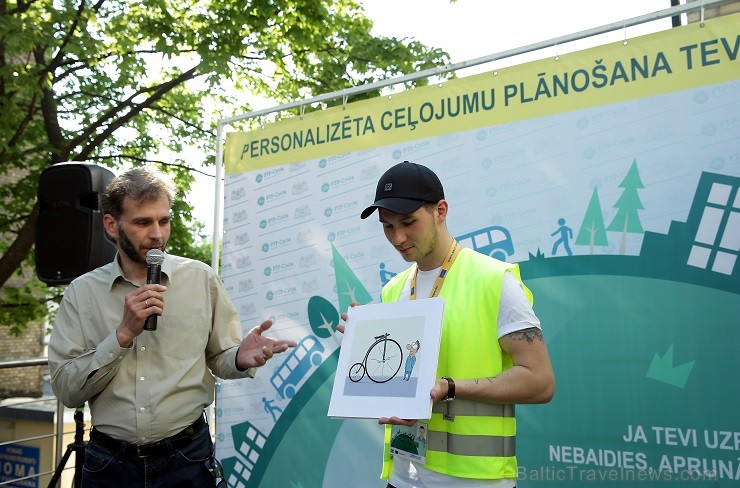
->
[[0, 444, 40, 488]]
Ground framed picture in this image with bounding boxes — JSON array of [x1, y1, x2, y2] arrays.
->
[[327, 297, 445, 419]]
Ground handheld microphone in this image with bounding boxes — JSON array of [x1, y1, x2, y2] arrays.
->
[[144, 249, 165, 331]]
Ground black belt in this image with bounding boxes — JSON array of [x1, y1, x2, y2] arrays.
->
[[91, 414, 206, 458]]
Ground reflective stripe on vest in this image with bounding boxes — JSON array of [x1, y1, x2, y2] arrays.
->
[[430, 399, 516, 457], [427, 430, 516, 458], [432, 399, 515, 418]]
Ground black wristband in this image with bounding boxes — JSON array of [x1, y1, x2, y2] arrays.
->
[[441, 376, 455, 402]]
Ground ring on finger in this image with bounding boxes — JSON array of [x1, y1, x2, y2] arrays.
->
[[145, 300, 149, 307]]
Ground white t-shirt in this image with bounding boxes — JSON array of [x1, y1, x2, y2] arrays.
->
[[388, 267, 539, 488]]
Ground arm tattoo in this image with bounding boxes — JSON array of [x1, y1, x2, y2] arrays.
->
[[506, 327, 544, 344], [470, 329, 544, 384]]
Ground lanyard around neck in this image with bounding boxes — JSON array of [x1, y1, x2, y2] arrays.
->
[[409, 239, 460, 300]]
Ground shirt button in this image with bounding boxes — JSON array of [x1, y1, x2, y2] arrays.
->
[[109, 353, 114, 358], [140, 347, 146, 351], [140, 437, 147, 442], [140, 407, 145, 412], [140, 377, 145, 381]]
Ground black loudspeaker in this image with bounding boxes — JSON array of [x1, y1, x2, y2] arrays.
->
[[36, 163, 117, 285]]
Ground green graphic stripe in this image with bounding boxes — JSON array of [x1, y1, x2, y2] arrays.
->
[[249, 348, 342, 486]]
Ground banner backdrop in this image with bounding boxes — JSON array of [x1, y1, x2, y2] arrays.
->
[[217, 15, 739, 487]]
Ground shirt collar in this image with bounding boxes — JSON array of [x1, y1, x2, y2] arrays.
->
[[107, 252, 173, 290]]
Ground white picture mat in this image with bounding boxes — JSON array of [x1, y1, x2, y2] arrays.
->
[[328, 297, 445, 419]]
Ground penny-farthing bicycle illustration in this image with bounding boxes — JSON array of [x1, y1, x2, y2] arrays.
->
[[348, 332, 403, 383]]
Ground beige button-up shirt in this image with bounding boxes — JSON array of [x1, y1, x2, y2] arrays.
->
[[48, 253, 255, 444]]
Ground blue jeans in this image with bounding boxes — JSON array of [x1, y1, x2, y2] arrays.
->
[[81, 423, 216, 488]]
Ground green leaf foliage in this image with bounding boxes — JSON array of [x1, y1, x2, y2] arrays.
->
[[0, 0, 450, 332]]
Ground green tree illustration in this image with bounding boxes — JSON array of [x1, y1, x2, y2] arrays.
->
[[607, 160, 645, 255], [576, 187, 609, 254]]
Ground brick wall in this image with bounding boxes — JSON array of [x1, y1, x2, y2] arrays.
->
[[686, 0, 740, 21], [0, 324, 47, 399]]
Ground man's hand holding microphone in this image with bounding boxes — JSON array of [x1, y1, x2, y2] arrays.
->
[[116, 249, 167, 348]]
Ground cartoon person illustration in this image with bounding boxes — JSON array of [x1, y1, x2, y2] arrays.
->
[[379, 262, 397, 286], [551, 217, 573, 256], [403, 340, 420, 381], [262, 396, 283, 423]]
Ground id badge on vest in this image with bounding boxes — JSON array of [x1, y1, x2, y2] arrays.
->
[[389, 421, 428, 464]]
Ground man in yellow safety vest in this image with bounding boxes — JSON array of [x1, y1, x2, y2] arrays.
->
[[358, 161, 556, 488]]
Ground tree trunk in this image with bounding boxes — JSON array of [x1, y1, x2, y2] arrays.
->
[[0, 203, 38, 287], [619, 215, 629, 255]]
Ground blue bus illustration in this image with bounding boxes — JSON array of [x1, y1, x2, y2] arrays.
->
[[270, 335, 325, 399], [456, 226, 515, 262]]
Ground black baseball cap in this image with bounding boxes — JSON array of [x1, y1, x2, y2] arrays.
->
[[360, 161, 445, 219]]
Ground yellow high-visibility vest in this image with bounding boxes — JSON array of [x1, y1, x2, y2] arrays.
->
[[381, 248, 532, 480]]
